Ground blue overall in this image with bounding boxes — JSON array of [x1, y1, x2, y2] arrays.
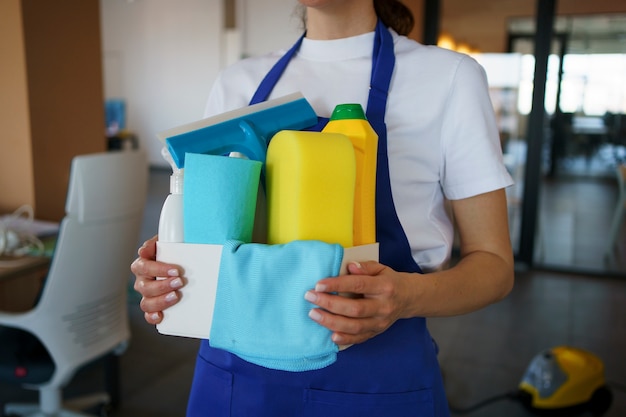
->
[[186, 21, 450, 417]]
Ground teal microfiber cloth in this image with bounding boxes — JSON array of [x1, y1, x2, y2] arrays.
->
[[183, 153, 261, 244], [209, 239, 343, 372]]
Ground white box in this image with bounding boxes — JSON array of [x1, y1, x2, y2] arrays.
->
[[155, 241, 379, 339]]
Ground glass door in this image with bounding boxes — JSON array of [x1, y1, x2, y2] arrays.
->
[[506, 15, 626, 275]]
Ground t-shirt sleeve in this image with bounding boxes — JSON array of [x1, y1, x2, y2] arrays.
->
[[440, 55, 514, 200]]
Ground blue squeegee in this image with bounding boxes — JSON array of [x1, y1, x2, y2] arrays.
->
[[157, 92, 318, 168]]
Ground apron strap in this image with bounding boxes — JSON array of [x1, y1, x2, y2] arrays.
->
[[249, 35, 304, 105], [366, 21, 422, 273], [365, 20, 394, 122]]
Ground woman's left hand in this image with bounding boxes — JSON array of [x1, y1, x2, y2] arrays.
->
[[304, 261, 417, 346]]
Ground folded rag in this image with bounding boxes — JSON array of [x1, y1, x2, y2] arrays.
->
[[183, 152, 261, 244], [209, 239, 343, 372]]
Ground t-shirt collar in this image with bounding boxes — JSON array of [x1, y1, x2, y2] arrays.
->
[[298, 31, 375, 61]]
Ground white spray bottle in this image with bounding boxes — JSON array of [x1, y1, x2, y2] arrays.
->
[[158, 147, 184, 242]]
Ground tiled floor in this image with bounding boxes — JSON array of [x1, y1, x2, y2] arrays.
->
[[1, 167, 625, 417], [536, 176, 625, 273], [434, 270, 626, 417]]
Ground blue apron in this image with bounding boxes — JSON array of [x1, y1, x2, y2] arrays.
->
[[186, 21, 450, 417]]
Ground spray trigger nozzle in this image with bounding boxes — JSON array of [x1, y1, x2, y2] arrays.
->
[[162, 147, 184, 194]]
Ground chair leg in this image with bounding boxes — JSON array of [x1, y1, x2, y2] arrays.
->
[[103, 353, 120, 410], [3, 386, 61, 416], [4, 388, 110, 417], [40, 386, 62, 415], [2, 387, 62, 415]]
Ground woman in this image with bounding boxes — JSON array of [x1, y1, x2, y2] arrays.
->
[[131, 0, 515, 415]]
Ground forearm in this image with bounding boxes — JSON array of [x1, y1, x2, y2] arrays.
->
[[306, 189, 515, 345], [402, 248, 514, 319]]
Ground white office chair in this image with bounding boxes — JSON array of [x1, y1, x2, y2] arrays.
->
[[0, 150, 148, 416]]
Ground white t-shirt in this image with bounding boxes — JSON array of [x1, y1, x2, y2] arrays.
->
[[204, 29, 514, 271]]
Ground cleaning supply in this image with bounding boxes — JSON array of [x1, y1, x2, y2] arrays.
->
[[210, 239, 343, 371], [449, 346, 614, 415], [158, 147, 184, 243], [265, 130, 356, 247], [155, 242, 223, 339], [518, 346, 612, 413], [183, 152, 261, 244], [154, 239, 378, 340], [155, 148, 186, 337], [322, 104, 378, 246], [158, 92, 318, 168]]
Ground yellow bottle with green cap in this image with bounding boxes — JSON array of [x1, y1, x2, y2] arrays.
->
[[322, 104, 378, 246]]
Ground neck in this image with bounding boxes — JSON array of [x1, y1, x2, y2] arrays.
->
[[304, 3, 377, 40]]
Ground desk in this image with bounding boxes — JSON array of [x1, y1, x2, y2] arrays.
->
[[0, 256, 50, 311], [571, 116, 609, 163], [107, 130, 138, 151]]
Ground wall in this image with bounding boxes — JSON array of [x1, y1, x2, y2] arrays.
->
[[100, 0, 626, 167], [99, 0, 311, 168], [97, 0, 443, 167], [240, 0, 301, 57], [0, 0, 105, 221], [2, 1, 620, 219], [404, 0, 425, 42], [100, 0, 223, 167], [240, 0, 425, 55], [0, 0, 34, 214]]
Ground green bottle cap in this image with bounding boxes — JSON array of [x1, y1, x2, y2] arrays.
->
[[329, 103, 367, 121]]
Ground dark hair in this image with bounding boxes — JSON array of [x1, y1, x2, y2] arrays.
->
[[374, 0, 414, 36]]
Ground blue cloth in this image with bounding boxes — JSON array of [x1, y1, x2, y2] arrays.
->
[[209, 239, 343, 372]]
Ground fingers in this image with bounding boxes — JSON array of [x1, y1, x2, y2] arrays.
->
[[139, 287, 181, 324], [144, 310, 163, 325], [307, 305, 385, 345], [304, 288, 380, 319], [137, 235, 158, 260], [135, 272, 183, 298], [315, 261, 388, 296], [315, 261, 386, 294], [304, 262, 388, 320], [305, 261, 399, 345], [346, 260, 385, 276], [131, 236, 185, 324], [304, 283, 393, 346], [135, 273, 183, 324], [131, 254, 181, 283]]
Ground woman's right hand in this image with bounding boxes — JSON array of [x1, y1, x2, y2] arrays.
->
[[130, 235, 185, 325]]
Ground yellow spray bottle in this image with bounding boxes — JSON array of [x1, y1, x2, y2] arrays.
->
[[322, 104, 378, 246]]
